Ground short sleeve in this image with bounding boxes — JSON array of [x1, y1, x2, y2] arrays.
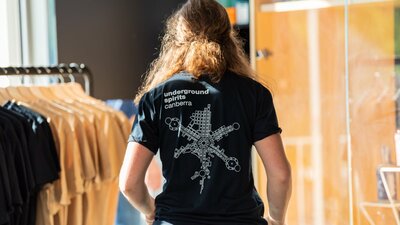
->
[[128, 92, 159, 154], [253, 84, 282, 142]]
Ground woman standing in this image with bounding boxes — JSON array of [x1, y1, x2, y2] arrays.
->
[[119, 0, 292, 224]]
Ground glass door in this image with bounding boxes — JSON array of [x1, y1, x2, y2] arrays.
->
[[252, 1, 348, 224], [348, 1, 400, 224], [252, 0, 400, 224]]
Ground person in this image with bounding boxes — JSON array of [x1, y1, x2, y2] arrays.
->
[[118, 0, 292, 224]]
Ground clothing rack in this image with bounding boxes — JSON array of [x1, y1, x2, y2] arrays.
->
[[0, 63, 93, 96]]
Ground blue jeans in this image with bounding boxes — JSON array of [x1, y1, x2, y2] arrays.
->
[[114, 193, 145, 225]]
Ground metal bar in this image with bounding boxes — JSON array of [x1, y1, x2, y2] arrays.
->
[[0, 63, 93, 95], [379, 168, 400, 225], [359, 203, 376, 225]]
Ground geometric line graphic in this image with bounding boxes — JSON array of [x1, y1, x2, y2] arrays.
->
[[165, 104, 241, 194]]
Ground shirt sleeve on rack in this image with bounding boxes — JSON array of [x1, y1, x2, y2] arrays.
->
[[128, 92, 159, 154], [253, 84, 282, 142]]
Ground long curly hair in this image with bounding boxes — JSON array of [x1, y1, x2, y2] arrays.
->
[[135, 0, 256, 103]]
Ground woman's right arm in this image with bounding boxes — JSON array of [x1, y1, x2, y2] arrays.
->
[[119, 142, 156, 224], [254, 133, 292, 225]]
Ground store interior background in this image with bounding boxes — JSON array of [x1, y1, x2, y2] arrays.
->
[[1, 0, 400, 224], [57, 0, 187, 99]]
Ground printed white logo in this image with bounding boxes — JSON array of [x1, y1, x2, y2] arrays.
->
[[165, 104, 241, 194]]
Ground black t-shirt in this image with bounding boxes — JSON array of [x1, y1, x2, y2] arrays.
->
[[0, 104, 60, 225], [3, 102, 60, 187], [0, 116, 24, 224], [0, 135, 10, 225], [129, 72, 281, 225], [0, 108, 35, 197]]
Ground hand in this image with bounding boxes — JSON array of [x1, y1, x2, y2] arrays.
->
[[266, 215, 285, 225], [145, 211, 155, 225]]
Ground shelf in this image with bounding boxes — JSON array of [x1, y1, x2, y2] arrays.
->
[[359, 166, 400, 225]]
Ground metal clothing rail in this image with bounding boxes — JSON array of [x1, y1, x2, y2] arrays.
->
[[0, 63, 93, 96]]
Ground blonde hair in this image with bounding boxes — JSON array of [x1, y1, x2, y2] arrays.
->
[[135, 0, 256, 103]]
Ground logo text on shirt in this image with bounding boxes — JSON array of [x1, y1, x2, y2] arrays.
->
[[163, 89, 209, 109]]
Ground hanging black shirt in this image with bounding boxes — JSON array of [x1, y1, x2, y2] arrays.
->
[[0, 119, 25, 225], [129, 72, 281, 225], [0, 136, 11, 225], [2, 102, 60, 225], [3, 102, 61, 185], [0, 108, 38, 225], [0, 108, 35, 195]]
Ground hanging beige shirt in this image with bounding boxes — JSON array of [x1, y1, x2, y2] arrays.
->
[[53, 101, 96, 188], [31, 101, 85, 225], [73, 101, 127, 225], [78, 101, 128, 178], [32, 105, 69, 225]]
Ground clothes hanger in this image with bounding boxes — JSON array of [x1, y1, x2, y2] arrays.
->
[[0, 88, 14, 101], [46, 65, 76, 101], [37, 68, 65, 101], [13, 67, 51, 101], [1, 68, 38, 102], [28, 100, 63, 124], [5, 68, 26, 101], [15, 71, 39, 102], [0, 88, 8, 104], [34, 66, 65, 101], [6, 68, 64, 119], [62, 79, 93, 101], [37, 68, 86, 117], [47, 64, 88, 102], [0, 73, 14, 101], [0, 68, 9, 102], [67, 63, 99, 102], [16, 67, 77, 118], [27, 67, 64, 101], [0, 70, 10, 102], [29, 86, 51, 101], [6, 86, 26, 101]]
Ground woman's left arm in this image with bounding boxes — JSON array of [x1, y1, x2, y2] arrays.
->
[[119, 142, 156, 224]]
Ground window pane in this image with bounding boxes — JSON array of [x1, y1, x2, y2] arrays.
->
[[348, 1, 400, 224]]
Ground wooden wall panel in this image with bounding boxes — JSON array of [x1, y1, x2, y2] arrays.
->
[[252, 1, 397, 224], [254, 3, 322, 224], [318, 7, 349, 225]]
